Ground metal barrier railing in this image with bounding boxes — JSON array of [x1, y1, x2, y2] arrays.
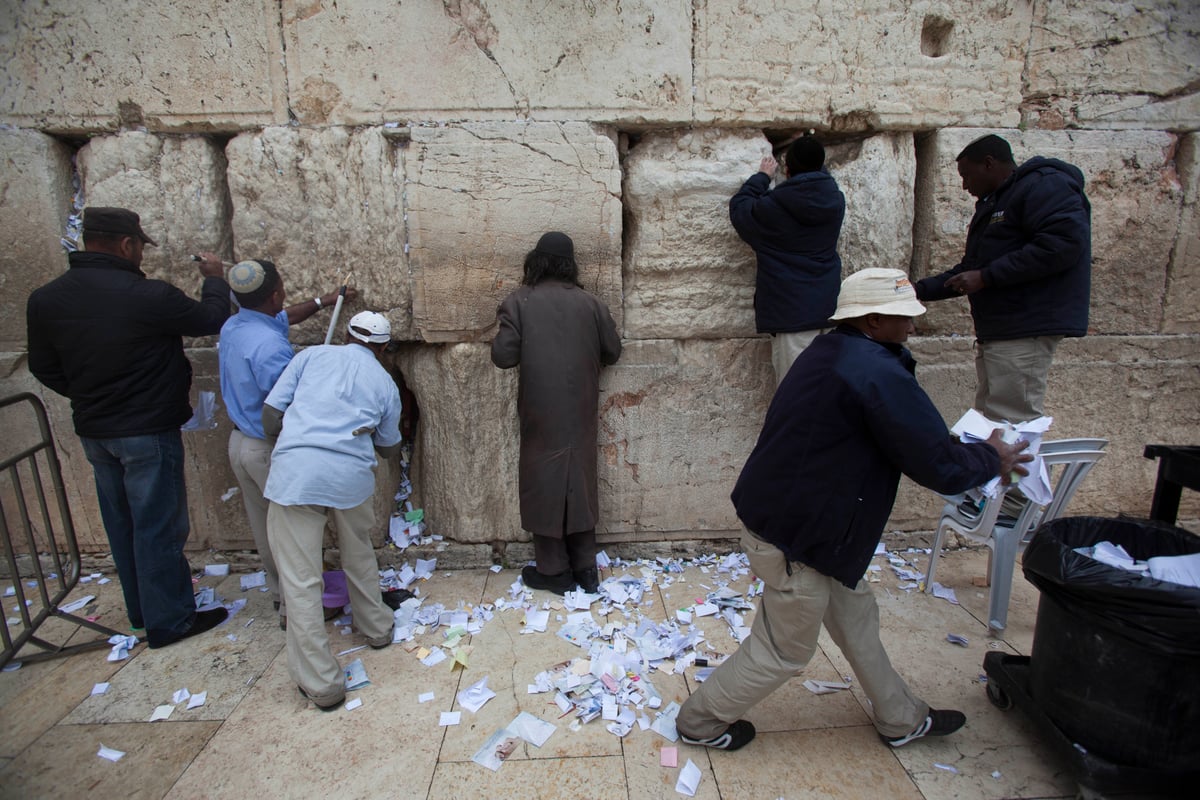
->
[[1, 392, 127, 667]]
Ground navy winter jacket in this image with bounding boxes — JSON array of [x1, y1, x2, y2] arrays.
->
[[27, 250, 231, 438], [915, 157, 1091, 341], [732, 326, 1001, 588], [730, 170, 845, 334]]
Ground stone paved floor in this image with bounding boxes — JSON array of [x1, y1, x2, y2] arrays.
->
[[1, 545, 1090, 800]]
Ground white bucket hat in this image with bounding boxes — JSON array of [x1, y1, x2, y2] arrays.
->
[[347, 311, 391, 344], [830, 268, 927, 321]]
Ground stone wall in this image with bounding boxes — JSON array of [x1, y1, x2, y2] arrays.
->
[[1, 1, 1197, 559]]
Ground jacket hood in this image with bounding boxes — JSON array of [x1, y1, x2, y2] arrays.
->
[[1015, 156, 1086, 192], [772, 171, 846, 224]]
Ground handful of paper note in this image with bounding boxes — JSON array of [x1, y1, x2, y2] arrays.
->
[[951, 409, 1053, 504]]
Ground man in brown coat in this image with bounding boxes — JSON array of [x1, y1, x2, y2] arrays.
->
[[492, 232, 622, 594]]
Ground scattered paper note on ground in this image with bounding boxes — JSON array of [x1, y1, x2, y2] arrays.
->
[[458, 676, 496, 713], [660, 746, 678, 767], [507, 711, 555, 747], [439, 711, 461, 726], [97, 745, 125, 762], [345, 698, 363, 711], [149, 704, 174, 722], [186, 691, 207, 710], [676, 758, 702, 796], [472, 727, 521, 771]]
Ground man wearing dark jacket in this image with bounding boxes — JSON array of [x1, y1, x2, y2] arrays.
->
[[915, 134, 1091, 423], [491, 232, 622, 595], [27, 207, 231, 648], [675, 268, 1031, 752], [730, 136, 845, 384]]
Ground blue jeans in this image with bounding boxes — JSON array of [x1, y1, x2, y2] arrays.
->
[[81, 430, 196, 643]]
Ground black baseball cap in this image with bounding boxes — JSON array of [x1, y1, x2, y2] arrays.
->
[[82, 207, 159, 247]]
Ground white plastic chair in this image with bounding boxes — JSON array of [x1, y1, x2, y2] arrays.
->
[[923, 438, 1108, 635]]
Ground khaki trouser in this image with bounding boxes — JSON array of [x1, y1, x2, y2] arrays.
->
[[228, 430, 281, 612], [974, 336, 1062, 424], [267, 500, 393, 703], [676, 529, 928, 740], [771, 329, 826, 387]]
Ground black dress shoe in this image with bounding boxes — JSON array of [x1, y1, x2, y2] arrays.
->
[[381, 588, 415, 610], [521, 565, 575, 595], [147, 607, 229, 649], [572, 568, 600, 593]]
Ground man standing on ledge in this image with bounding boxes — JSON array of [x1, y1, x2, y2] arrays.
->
[[730, 136, 846, 385], [219, 258, 357, 629], [675, 268, 1031, 752], [915, 134, 1091, 423], [27, 207, 231, 648], [263, 311, 402, 711]]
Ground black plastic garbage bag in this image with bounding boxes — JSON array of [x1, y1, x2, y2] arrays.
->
[[1022, 516, 1200, 771], [1023, 515, 1200, 656]]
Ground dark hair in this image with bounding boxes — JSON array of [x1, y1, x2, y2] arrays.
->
[[522, 250, 579, 287], [957, 134, 1015, 166], [785, 137, 825, 175], [235, 260, 281, 308]]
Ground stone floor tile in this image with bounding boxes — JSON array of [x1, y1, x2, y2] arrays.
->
[[928, 548, 1042, 654], [64, 589, 285, 724], [0, 645, 122, 758], [426, 755, 628, 800], [702, 726, 925, 799], [167, 648, 446, 798], [625, 739, 722, 800], [0, 720, 219, 799]]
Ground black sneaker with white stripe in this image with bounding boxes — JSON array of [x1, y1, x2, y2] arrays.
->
[[679, 720, 756, 751], [880, 709, 965, 747]]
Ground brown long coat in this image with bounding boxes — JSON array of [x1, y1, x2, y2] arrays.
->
[[491, 280, 621, 538]]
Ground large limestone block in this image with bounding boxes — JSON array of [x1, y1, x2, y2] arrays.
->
[[398, 338, 773, 545], [397, 343, 522, 544], [623, 129, 766, 339], [1024, 0, 1200, 130], [0, 0, 286, 132], [1164, 133, 1200, 333], [406, 122, 622, 342], [282, 0, 691, 124], [599, 338, 773, 535], [226, 126, 410, 345], [623, 130, 915, 339], [912, 128, 1183, 337], [77, 131, 234, 286], [0, 130, 73, 352], [694, 0, 1030, 129], [887, 334, 1200, 530], [829, 134, 916, 272]]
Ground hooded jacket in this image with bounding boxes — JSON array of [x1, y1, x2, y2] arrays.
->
[[730, 170, 846, 334], [27, 250, 230, 438], [915, 157, 1091, 341], [732, 326, 1000, 588]]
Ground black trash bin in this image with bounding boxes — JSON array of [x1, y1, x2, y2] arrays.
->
[[1022, 516, 1200, 772]]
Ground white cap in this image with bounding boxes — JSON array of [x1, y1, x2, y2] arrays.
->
[[829, 268, 927, 321], [347, 311, 391, 344]]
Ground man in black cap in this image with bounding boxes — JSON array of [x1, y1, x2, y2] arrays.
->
[[27, 206, 231, 648], [491, 232, 622, 594]]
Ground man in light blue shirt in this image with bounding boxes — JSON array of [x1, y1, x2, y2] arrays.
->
[[263, 310, 402, 711], [219, 259, 355, 627]]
